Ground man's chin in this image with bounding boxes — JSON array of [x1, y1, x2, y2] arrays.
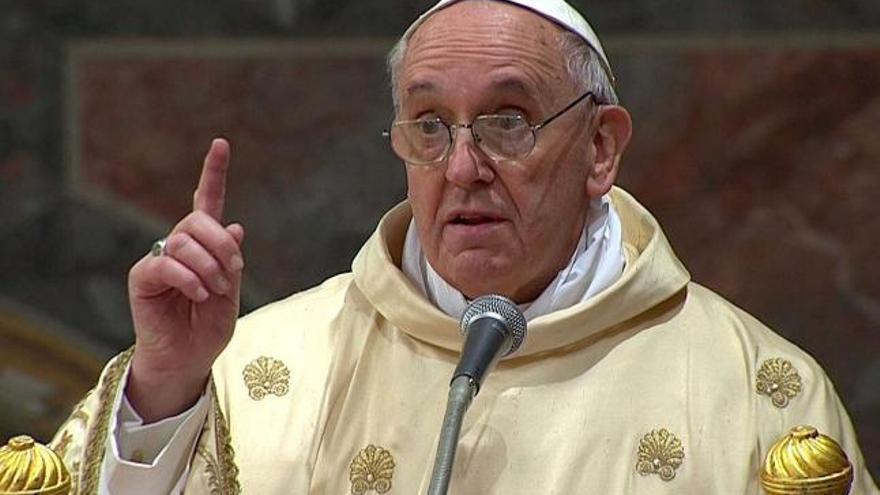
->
[[438, 250, 514, 297]]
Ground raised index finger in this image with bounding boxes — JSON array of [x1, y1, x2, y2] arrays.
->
[[193, 138, 231, 221]]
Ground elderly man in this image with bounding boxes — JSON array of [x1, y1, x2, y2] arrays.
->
[[51, 0, 877, 493]]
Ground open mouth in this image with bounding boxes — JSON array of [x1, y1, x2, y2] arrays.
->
[[451, 215, 500, 225]]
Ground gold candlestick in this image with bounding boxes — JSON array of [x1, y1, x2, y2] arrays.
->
[[761, 425, 854, 495], [0, 435, 71, 495]]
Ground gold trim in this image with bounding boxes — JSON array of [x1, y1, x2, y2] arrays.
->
[[70, 461, 80, 495], [210, 380, 241, 494], [78, 347, 134, 495], [61, 350, 241, 495], [51, 430, 74, 460], [349, 445, 395, 494], [636, 428, 685, 482], [70, 408, 90, 425], [52, 392, 93, 437], [756, 358, 803, 408], [195, 444, 223, 495], [242, 356, 290, 401]]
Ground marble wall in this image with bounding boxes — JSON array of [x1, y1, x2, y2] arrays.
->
[[0, 0, 878, 481]]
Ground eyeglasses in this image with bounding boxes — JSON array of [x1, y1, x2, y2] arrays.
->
[[382, 91, 598, 165]]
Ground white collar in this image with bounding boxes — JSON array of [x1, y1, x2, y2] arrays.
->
[[401, 195, 625, 320]]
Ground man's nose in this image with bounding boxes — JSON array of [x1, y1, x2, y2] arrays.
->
[[444, 126, 495, 187]]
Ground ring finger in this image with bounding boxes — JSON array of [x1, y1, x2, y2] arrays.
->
[[164, 232, 231, 295]]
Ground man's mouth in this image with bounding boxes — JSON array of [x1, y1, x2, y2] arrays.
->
[[450, 214, 501, 225]]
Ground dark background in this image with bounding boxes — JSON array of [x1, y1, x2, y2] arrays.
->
[[0, 0, 878, 480]]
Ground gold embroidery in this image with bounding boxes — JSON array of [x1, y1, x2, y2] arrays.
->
[[70, 460, 80, 494], [756, 358, 802, 408], [210, 379, 242, 494], [196, 444, 223, 495], [637, 428, 685, 482], [49, 390, 92, 460], [63, 349, 241, 495], [71, 407, 90, 425], [80, 347, 135, 495], [57, 393, 92, 430], [51, 430, 73, 459], [242, 356, 290, 401], [350, 445, 395, 494], [189, 380, 241, 494]]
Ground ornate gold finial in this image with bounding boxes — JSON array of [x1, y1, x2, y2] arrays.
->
[[349, 445, 395, 494], [242, 356, 290, 401], [761, 425, 853, 495], [636, 428, 685, 482], [756, 358, 802, 408], [0, 435, 72, 495]]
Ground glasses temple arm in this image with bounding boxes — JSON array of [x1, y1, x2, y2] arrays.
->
[[532, 91, 596, 131]]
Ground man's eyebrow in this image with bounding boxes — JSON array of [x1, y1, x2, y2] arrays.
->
[[404, 78, 539, 98], [490, 77, 539, 99], [405, 81, 436, 96]]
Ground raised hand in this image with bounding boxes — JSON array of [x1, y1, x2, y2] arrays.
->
[[126, 138, 245, 422]]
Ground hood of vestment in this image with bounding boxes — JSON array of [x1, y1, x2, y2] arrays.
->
[[352, 186, 691, 358]]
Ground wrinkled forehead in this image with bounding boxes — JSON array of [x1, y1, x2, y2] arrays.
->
[[403, 0, 614, 84], [402, 2, 572, 99]]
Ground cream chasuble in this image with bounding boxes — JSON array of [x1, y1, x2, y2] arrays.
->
[[51, 187, 878, 494]]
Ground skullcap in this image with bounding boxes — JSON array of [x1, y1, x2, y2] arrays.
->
[[402, 0, 615, 84]]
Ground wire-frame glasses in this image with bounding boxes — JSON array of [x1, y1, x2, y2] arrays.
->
[[382, 91, 598, 165]]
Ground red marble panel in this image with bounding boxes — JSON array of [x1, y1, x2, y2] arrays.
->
[[619, 48, 880, 368], [71, 43, 404, 297], [76, 53, 388, 218]]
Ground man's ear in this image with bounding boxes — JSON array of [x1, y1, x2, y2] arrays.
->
[[587, 105, 632, 197]]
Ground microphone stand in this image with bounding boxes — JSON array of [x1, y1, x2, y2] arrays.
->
[[427, 375, 475, 495], [425, 294, 526, 495]]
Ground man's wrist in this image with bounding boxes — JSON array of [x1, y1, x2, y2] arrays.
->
[[126, 359, 209, 424]]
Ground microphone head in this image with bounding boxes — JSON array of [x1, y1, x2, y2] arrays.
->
[[459, 295, 527, 357]]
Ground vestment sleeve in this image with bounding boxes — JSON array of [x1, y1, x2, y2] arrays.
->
[[48, 349, 241, 494], [49, 349, 134, 494], [99, 385, 209, 494]]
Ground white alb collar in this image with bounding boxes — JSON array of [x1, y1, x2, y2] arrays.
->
[[401, 195, 625, 320]]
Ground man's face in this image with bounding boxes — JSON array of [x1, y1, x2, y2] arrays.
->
[[399, 1, 598, 303]]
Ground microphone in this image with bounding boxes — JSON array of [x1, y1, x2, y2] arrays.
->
[[427, 295, 527, 495], [453, 295, 527, 393]]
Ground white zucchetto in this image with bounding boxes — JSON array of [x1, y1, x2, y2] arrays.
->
[[402, 0, 615, 84]]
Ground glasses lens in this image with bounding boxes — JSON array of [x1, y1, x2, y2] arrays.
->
[[390, 119, 450, 164], [473, 115, 534, 160]]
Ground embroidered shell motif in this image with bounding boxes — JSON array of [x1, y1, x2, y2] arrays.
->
[[242, 356, 290, 401], [636, 428, 685, 482], [756, 358, 802, 408], [350, 445, 395, 494]]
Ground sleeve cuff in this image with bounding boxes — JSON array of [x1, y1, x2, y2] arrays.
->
[[99, 363, 211, 494], [116, 392, 209, 463]]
